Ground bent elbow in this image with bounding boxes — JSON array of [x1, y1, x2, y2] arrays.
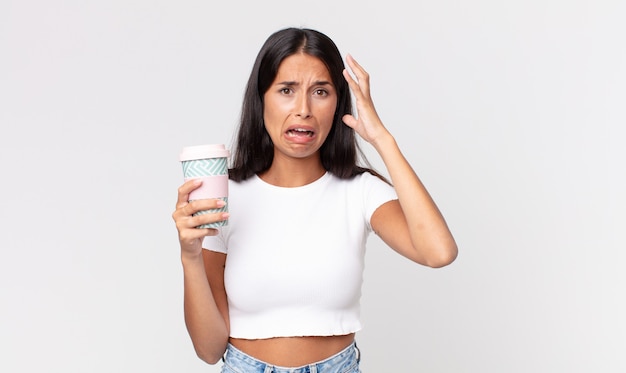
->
[[424, 243, 458, 268], [196, 349, 224, 365], [193, 342, 227, 365]]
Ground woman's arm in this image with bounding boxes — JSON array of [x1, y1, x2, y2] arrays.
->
[[342, 55, 458, 267], [369, 137, 458, 267], [173, 180, 230, 363]]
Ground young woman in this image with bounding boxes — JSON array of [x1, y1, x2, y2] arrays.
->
[[172, 27, 458, 372]]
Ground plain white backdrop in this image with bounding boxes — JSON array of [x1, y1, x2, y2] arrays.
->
[[1, 0, 624, 371]]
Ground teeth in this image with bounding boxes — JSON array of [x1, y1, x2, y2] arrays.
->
[[288, 128, 314, 137]]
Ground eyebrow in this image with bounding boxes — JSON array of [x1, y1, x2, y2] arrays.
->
[[276, 80, 333, 87]]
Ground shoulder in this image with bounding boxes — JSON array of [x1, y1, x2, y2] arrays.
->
[[228, 175, 256, 189], [333, 171, 392, 191], [329, 171, 397, 206]]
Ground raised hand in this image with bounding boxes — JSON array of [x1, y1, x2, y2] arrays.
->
[[341, 54, 391, 147]]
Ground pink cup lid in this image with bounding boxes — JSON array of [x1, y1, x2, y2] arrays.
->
[[179, 144, 230, 161]]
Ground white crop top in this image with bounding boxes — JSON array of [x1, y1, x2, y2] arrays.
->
[[202, 171, 397, 339]]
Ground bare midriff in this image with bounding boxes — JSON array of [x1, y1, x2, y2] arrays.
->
[[229, 333, 355, 367]]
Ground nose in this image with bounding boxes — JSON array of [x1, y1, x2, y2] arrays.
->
[[295, 94, 312, 119]]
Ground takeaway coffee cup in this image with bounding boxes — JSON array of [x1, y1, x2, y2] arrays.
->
[[179, 144, 230, 228]]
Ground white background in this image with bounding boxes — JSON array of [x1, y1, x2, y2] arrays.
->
[[1, 0, 624, 372]]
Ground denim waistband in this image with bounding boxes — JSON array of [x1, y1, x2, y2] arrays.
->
[[222, 341, 361, 373]]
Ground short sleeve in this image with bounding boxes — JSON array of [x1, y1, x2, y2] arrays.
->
[[360, 172, 398, 230], [202, 228, 227, 253]]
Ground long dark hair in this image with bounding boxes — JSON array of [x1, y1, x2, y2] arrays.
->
[[229, 27, 388, 184]]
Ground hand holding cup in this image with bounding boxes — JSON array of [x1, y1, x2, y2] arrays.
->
[[179, 144, 230, 229]]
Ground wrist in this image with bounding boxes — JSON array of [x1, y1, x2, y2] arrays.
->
[[371, 131, 396, 152], [181, 251, 204, 267]]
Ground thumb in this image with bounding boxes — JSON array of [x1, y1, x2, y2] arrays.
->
[[342, 114, 357, 129]]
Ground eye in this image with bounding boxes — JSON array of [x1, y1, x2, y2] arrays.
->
[[279, 87, 293, 95], [314, 89, 329, 96]]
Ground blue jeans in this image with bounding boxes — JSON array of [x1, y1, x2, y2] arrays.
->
[[221, 341, 361, 373]]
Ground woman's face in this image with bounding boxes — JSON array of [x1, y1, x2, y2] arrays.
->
[[263, 53, 337, 162]]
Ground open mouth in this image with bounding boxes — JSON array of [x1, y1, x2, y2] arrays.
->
[[286, 128, 315, 137]]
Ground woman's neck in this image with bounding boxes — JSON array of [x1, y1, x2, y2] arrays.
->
[[258, 156, 326, 188]]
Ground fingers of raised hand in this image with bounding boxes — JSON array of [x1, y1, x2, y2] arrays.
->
[[345, 54, 370, 92], [343, 68, 360, 94]]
